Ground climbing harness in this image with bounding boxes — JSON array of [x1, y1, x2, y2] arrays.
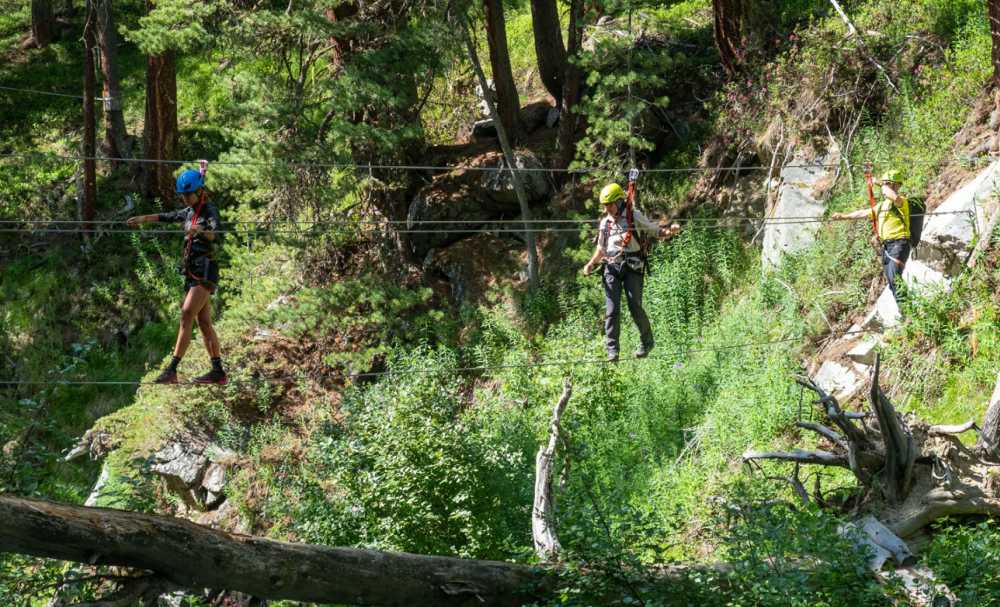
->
[[600, 169, 644, 271], [865, 163, 914, 269], [866, 164, 900, 268], [182, 160, 211, 283], [864, 162, 880, 243]]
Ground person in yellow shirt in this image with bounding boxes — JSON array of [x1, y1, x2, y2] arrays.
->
[[831, 169, 910, 302]]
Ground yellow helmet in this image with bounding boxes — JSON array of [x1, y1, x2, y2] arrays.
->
[[599, 183, 626, 206], [879, 169, 903, 184]]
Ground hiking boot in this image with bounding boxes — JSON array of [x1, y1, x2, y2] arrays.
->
[[635, 343, 654, 359], [192, 369, 228, 385], [153, 367, 178, 384]]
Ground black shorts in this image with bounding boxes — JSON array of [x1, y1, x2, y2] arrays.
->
[[184, 257, 219, 293]]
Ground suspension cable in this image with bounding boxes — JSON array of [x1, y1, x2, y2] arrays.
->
[[0, 211, 973, 234], [1, 150, 987, 174]]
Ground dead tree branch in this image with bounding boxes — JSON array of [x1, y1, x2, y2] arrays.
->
[[929, 420, 979, 436], [796, 421, 847, 449], [748, 355, 1000, 540], [976, 371, 1000, 459], [742, 449, 849, 468], [533, 379, 572, 561], [828, 0, 899, 93], [870, 355, 916, 503]]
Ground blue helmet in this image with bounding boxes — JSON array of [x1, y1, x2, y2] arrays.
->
[[175, 169, 205, 194]]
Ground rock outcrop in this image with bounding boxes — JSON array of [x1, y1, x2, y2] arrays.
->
[[761, 143, 840, 270], [902, 159, 1000, 293], [406, 150, 550, 258], [427, 234, 525, 304], [149, 439, 236, 511]]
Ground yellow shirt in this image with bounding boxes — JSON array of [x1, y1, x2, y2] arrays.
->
[[874, 195, 909, 242]]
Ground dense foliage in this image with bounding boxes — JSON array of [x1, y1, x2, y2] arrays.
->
[[3, 0, 1000, 605]]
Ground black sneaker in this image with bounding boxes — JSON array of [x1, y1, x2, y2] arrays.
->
[[635, 343, 654, 359], [192, 369, 228, 385], [153, 368, 178, 384]]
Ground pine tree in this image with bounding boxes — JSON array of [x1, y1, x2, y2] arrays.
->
[[713, 0, 747, 76], [30, 0, 55, 48], [483, 0, 521, 137], [94, 0, 130, 161], [529, 0, 565, 105]]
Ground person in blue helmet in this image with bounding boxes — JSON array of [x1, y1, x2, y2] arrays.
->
[[127, 168, 227, 385]]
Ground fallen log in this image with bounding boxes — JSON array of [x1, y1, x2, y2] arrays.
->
[[0, 495, 551, 606]]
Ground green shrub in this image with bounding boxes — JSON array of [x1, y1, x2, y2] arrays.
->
[[924, 519, 1000, 605], [280, 349, 533, 559]]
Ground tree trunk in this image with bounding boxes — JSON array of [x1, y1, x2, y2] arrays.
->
[[990, 0, 1000, 88], [556, 0, 585, 171], [322, 2, 358, 76], [82, 0, 97, 232], [976, 371, 1000, 458], [0, 495, 551, 606], [482, 0, 521, 138], [533, 379, 572, 560], [529, 0, 565, 105], [712, 0, 745, 76], [31, 0, 55, 47], [94, 0, 129, 161], [462, 17, 539, 287], [142, 1, 178, 207]]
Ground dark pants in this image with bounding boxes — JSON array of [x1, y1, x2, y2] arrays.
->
[[882, 239, 910, 302], [603, 261, 654, 356]]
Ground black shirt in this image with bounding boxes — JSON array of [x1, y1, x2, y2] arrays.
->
[[158, 203, 222, 260]]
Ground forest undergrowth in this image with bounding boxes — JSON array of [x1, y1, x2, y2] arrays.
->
[[3, 0, 1000, 605]]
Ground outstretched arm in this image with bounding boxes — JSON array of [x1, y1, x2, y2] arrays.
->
[[126, 214, 160, 226], [830, 208, 871, 220], [658, 222, 681, 239]]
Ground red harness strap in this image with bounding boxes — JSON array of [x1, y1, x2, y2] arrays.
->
[[621, 181, 635, 248], [602, 172, 643, 261], [865, 164, 880, 243], [184, 191, 208, 281]]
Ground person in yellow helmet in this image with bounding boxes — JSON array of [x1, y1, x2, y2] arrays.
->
[[831, 169, 910, 302], [582, 183, 680, 362]]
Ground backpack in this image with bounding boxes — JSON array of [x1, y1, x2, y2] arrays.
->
[[892, 196, 925, 249]]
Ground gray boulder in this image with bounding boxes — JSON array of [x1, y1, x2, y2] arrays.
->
[[479, 152, 551, 207], [84, 461, 112, 507], [519, 100, 554, 134], [861, 287, 901, 332], [471, 119, 497, 142], [406, 151, 550, 258], [905, 159, 1000, 292], [847, 334, 882, 366], [151, 442, 208, 491], [814, 359, 866, 404], [762, 142, 840, 270], [150, 440, 234, 511], [202, 462, 227, 509]]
